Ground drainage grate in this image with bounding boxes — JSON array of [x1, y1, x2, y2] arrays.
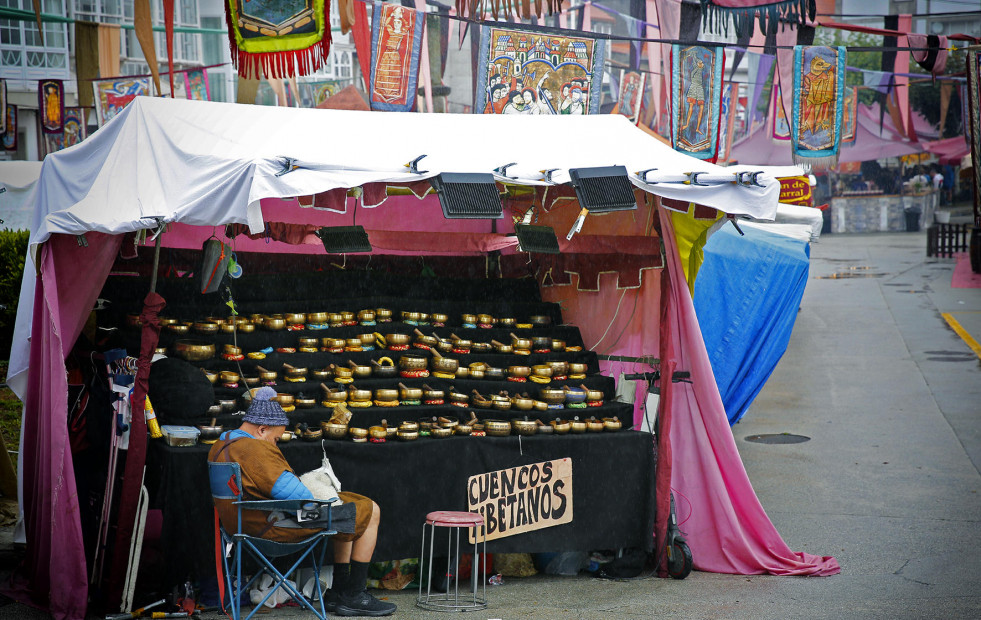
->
[[744, 433, 811, 444]]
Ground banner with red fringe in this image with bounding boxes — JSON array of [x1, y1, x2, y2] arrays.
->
[[224, 0, 332, 79]]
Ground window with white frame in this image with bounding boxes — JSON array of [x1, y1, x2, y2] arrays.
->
[[0, 0, 70, 82]]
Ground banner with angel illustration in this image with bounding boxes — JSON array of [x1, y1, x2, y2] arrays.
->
[[94, 77, 152, 126], [476, 23, 607, 115], [790, 45, 846, 168], [671, 44, 724, 160]]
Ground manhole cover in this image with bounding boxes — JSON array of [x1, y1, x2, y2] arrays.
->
[[744, 433, 811, 444]]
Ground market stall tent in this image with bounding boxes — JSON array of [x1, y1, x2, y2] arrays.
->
[[8, 97, 838, 620]]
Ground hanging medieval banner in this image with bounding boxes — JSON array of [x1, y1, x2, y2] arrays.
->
[[791, 45, 846, 168], [184, 68, 211, 101], [369, 3, 425, 112], [224, 0, 332, 79], [63, 107, 86, 148], [476, 24, 607, 115], [38, 79, 65, 134], [93, 77, 152, 126], [770, 83, 790, 141], [1, 105, 16, 151], [698, 0, 815, 38], [841, 86, 857, 144], [300, 80, 343, 107], [671, 44, 724, 160], [615, 70, 646, 125], [717, 82, 737, 163]]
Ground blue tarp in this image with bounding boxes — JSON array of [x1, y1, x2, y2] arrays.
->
[[693, 224, 810, 425]]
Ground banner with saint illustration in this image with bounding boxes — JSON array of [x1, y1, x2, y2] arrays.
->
[[770, 83, 790, 141], [476, 24, 607, 115], [841, 86, 857, 144], [615, 70, 645, 125], [671, 44, 724, 160], [93, 77, 152, 126], [717, 82, 737, 163], [184, 69, 210, 101], [368, 3, 425, 112], [1, 105, 16, 151], [38, 79, 65, 134], [224, 0, 331, 78], [63, 107, 86, 148], [791, 45, 846, 168]]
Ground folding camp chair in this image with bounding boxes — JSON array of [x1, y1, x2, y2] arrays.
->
[[208, 461, 338, 620]]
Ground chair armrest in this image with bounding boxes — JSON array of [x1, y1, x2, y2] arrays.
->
[[233, 498, 339, 511]]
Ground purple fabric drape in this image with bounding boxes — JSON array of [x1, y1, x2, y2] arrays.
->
[[9, 233, 122, 620]]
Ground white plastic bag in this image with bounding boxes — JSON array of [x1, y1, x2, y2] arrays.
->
[[298, 443, 343, 502]]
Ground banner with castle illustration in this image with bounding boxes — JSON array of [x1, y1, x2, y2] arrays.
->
[[476, 24, 607, 115], [790, 45, 846, 168], [671, 44, 724, 160], [368, 3, 425, 112]]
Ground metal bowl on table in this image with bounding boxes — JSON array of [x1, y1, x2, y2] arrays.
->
[[322, 384, 347, 404], [295, 394, 316, 408], [508, 365, 531, 379], [402, 311, 421, 323], [376, 308, 393, 321], [368, 425, 388, 440], [158, 316, 178, 326], [531, 365, 553, 378], [328, 313, 344, 326], [431, 426, 454, 438], [348, 360, 372, 379], [583, 385, 604, 402], [569, 418, 587, 433], [568, 362, 588, 375], [347, 385, 372, 402], [551, 419, 571, 434], [256, 366, 278, 382], [307, 311, 329, 324], [551, 339, 566, 352], [511, 418, 538, 436], [219, 370, 240, 385], [321, 421, 349, 440], [603, 417, 622, 431], [398, 383, 423, 400], [274, 393, 294, 407], [348, 427, 368, 441], [201, 368, 218, 384], [511, 394, 534, 411], [449, 334, 471, 351], [331, 365, 354, 381], [341, 311, 356, 323], [477, 313, 495, 326], [264, 316, 287, 331], [399, 354, 428, 371], [374, 388, 398, 403], [358, 309, 376, 323], [430, 312, 449, 324], [206, 404, 223, 417], [285, 312, 306, 325], [174, 340, 215, 362], [218, 398, 237, 412], [497, 317, 516, 327], [448, 388, 469, 406], [422, 384, 444, 400], [298, 337, 319, 348], [323, 337, 346, 350], [510, 333, 532, 351], [461, 313, 477, 325], [546, 361, 569, 376], [563, 386, 587, 404], [413, 329, 438, 348], [484, 366, 505, 380], [242, 375, 260, 387], [223, 344, 243, 357], [206, 316, 227, 326], [358, 333, 376, 348], [167, 322, 191, 336], [532, 336, 552, 350], [586, 417, 605, 432], [386, 333, 411, 348], [310, 367, 331, 381], [371, 357, 398, 378], [432, 353, 462, 377], [193, 321, 219, 335], [397, 428, 419, 441], [529, 315, 552, 327], [471, 342, 492, 354], [539, 387, 566, 404], [483, 419, 511, 437]]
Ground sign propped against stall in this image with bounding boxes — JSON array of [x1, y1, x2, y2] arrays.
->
[[467, 458, 572, 543], [778, 176, 813, 206]]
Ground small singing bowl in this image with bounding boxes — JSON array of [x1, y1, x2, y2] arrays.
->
[[376, 308, 393, 320], [585, 388, 604, 402], [511, 419, 538, 436], [223, 344, 242, 356], [324, 338, 346, 349], [358, 310, 376, 322], [399, 355, 428, 371], [492, 397, 512, 411], [484, 420, 512, 437], [455, 423, 473, 436], [310, 368, 331, 381], [341, 311, 356, 322], [249, 313, 265, 324], [374, 388, 399, 402], [219, 370, 240, 384], [586, 417, 605, 432], [492, 342, 513, 354], [563, 388, 587, 404], [539, 388, 567, 404], [206, 404, 223, 417], [345, 338, 363, 348], [321, 422, 349, 439], [328, 313, 344, 325], [461, 313, 477, 324], [368, 426, 388, 440], [477, 313, 495, 325], [399, 421, 420, 432], [529, 315, 552, 326], [399, 384, 423, 400], [402, 311, 421, 322], [371, 362, 398, 379], [158, 316, 178, 326], [551, 419, 571, 434], [295, 395, 316, 408], [418, 313, 430, 323], [551, 339, 566, 352], [603, 417, 622, 431], [348, 362, 371, 379], [238, 322, 256, 333], [432, 357, 459, 373], [167, 323, 191, 335], [472, 342, 493, 354], [532, 336, 552, 350], [242, 375, 260, 387], [264, 317, 287, 331], [510, 336, 532, 350], [307, 311, 329, 324], [154, 347, 168, 356], [435, 339, 454, 353], [218, 398, 237, 412], [431, 426, 454, 439], [485, 366, 505, 380], [413, 332, 438, 347], [448, 390, 469, 405], [568, 362, 588, 375], [348, 386, 372, 401], [511, 396, 534, 411], [323, 388, 347, 403], [257, 368, 278, 382], [358, 333, 375, 346], [280, 431, 294, 443], [570, 419, 587, 434], [201, 369, 218, 384], [348, 427, 369, 440], [397, 429, 419, 441], [220, 323, 238, 334], [533, 400, 549, 411], [470, 370, 485, 380], [531, 365, 553, 377], [332, 366, 354, 379], [450, 337, 472, 350], [285, 312, 307, 324], [508, 365, 531, 378], [455, 367, 470, 379], [194, 321, 219, 335], [546, 361, 569, 375], [387, 333, 411, 347], [298, 337, 318, 348], [498, 317, 516, 327], [431, 313, 448, 323], [422, 386, 444, 400], [536, 421, 554, 435], [206, 316, 227, 326], [283, 366, 308, 380], [274, 393, 294, 407], [302, 427, 323, 441]]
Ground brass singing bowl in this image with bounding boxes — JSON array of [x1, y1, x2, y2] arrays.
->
[[219, 370, 240, 384], [413, 329, 438, 346], [508, 365, 531, 378], [295, 395, 316, 408], [387, 333, 411, 346], [242, 375, 260, 387], [483, 419, 511, 437], [358, 333, 376, 346], [398, 383, 423, 400], [282, 365, 307, 380], [435, 339, 454, 353], [450, 334, 472, 349], [477, 313, 495, 325], [206, 316, 227, 326], [399, 355, 428, 371], [431, 357, 459, 373], [348, 361, 372, 378], [531, 365, 553, 377], [328, 313, 344, 324], [256, 367, 278, 381], [448, 390, 469, 404], [551, 419, 571, 434], [341, 311, 355, 322], [345, 338, 363, 348], [280, 430, 294, 443], [307, 311, 329, 324], [533, 400, 549, 411], [461, 313, 477, 324], [193, 321, 219, 335], [158, 316, 178, 326], [532, 336, 552, 349], [603, 417, 622, 431], [368, 425, 388, 440], [206, 404, 223, 417], [455, 367, 470, 379], [324, 338, 346, 349], [492, 397, 512, 411], [455, 423, 473, 436], [358, 310, 376, 322], [274, 393, 294, 407], [431, 426, 453, 438], [510, 333, 532, 349], [285, 312, 306, 324], [218, 398, 237, 412], [402, 311, 421, 322], [511, 396, 534, 411], [546, 361, 569, 375], [348, 427, 369, 440], [322, 387, 348, 403], [322, 422, 349, 439], [536, 420, 554, 435], [497, 317, 516, 327], [569, 362, 588, 375], [298, 337, 318, 348], [399, 420, 420, 433], [224, 344, 243, 356], [584, 386, 604, 401], [586, 417, 605, 432], [370, 360, 398, 379], [347, 386, 372, 401], [511, 418, 538, 436], [491, 340, 513, 354], [331, 365, 354, 379], [302, 427, 323, 441], [485, 366, 505, 380], [570, 419, 587, 434], [471, 342, 493, 353], [563, 387, 588, 404], [539, 388, 567, 404], [249, 313, 266, 324], [529, 315, 552, 326], [220, 323, 238, 334], [431, 313, 448, 323], [422, 384, 444, 399], [397, 429, 419, 441], [264, 317, 286, 331], [167, 323, 191, 336], [311, 368, 331, 381], [154, 347, 168, 356], [551, 339, 566, 352], [376, 308, 393, 319], [201, 368, 218, 384], [374, 388, 398, 402]]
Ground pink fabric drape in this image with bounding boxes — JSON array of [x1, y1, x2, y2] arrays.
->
[[10, 233, 123, 620], [658, 209, 840, 576]]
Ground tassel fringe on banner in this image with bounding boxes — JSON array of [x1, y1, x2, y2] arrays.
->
[[455, 0, 562, 20], [699, 0, 814, 37], [223, 5, 333, 79]]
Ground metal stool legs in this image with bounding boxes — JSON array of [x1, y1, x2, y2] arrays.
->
[[416, 511, 487, 612]]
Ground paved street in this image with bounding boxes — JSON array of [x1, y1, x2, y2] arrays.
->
[[2, 230, 980, 619]]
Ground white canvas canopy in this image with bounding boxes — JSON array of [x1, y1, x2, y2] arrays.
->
[[0, 161, 42, 231]]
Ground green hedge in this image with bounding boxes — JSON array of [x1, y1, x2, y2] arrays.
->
[[0, 230, 29, 359]]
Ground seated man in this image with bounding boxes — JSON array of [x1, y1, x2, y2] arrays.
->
[[208, 387, 396, 617]]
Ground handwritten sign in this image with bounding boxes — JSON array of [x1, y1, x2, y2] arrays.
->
[[778, 176, 813, 206], [467, 458, 572, 542]]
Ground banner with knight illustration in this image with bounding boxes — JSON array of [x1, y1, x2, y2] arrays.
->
[[476, 24, 607, 115], [369, 3, 425, 112], [791, 45, 846, 168], [671, 44, 724, 160]]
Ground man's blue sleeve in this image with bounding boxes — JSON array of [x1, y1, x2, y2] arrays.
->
[[271, 471, 314, 500]]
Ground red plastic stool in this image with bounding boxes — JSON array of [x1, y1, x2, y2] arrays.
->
[[416, 511, 487, 612]]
